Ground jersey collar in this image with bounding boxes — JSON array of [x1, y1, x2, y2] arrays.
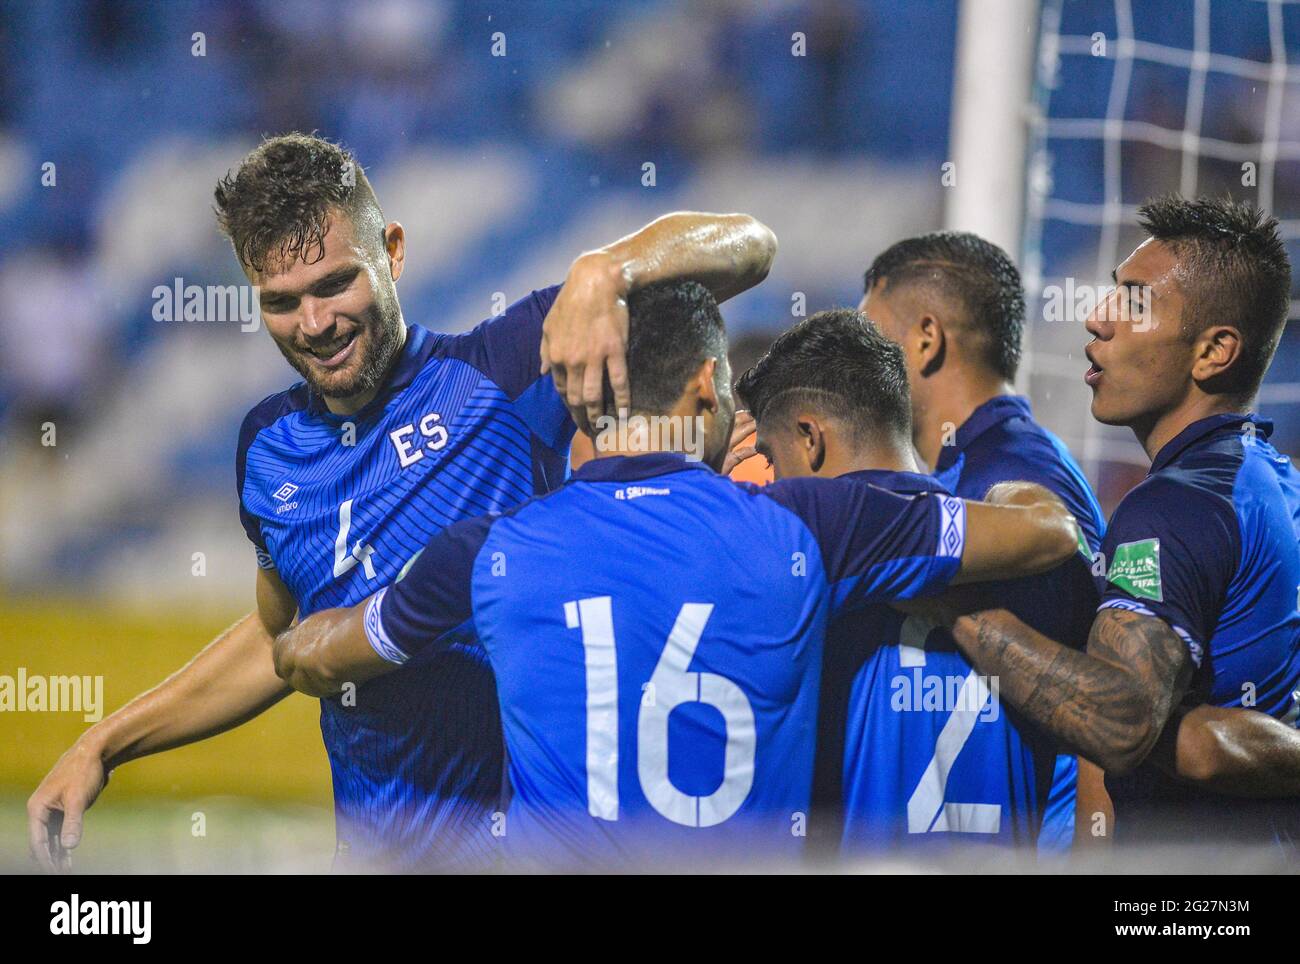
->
[[572, 451, 717, 483], [933, 394, 1033, 473], [1150, 412, 1273, 472], [307, 324, 434, 417], [839, 467, 948, 496]]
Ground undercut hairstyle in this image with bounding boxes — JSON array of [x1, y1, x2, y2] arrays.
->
[[611, 280, 729, 416], [214, 132, 386, 273], [734, 309, 912, 447], [863, 231, 1025, 381], [1138, 195, 1292, 399]]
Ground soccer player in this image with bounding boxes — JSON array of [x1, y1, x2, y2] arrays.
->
[[26, 133, 778, 872], [733, 308, 1091, 854], [854, 232, 1105, 850], [268, 280, 1082, 870], [913, 197, 1300, 848]]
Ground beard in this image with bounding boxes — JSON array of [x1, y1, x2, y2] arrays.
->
[[276, 293, 405, 402]]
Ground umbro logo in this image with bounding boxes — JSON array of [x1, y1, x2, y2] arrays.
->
[[273, 482, 300, 502]]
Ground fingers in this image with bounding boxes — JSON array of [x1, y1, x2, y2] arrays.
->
[[729, 410, 756, 445], [59, 794, 86, 853], [582, 360, 606, 434], [605, 348, 631, 420], [562, 362, 590, 435], [27, 796, 56, 873]]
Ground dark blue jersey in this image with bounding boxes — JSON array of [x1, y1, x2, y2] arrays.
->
[[235, 286, 573, 870], [816, 397, 1102, 857], [1097, 414, 1300, 848], [364, 452, 967, 869], [814, 459, 1100, 856]]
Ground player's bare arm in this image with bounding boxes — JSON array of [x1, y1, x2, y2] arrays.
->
[[952, 481, 1081, 584], [1160, 704, 1300, 797], [541, 212, 777, 430], [27, 567, 297, 873], [272, 602, 388, 698], [943, 606, 1193, 776]]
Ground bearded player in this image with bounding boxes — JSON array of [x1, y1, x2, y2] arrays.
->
[[28, 133, 776, 872]]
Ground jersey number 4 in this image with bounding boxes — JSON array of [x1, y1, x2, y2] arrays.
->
[[333, 499, 377, 580], [565, 596, 756, 828]]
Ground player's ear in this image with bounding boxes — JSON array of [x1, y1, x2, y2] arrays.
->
[[917, 313, 946, 377], [1192, 325, 1243, 387], [795, 414, 826, 474], [384, 221, 406, 282], [694, 358, 720, 414]]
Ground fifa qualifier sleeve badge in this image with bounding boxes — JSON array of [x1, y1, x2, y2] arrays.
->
[[1106, 537, 1162, 602]]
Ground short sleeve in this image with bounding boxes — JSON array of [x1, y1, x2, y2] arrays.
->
[[1096, 477, 1238, 666], [364, 513, 495, 664], [441, 284, 572, 452], [762, 477, 964, 613]]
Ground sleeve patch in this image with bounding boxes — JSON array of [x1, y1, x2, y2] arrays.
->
[[938, 496, 966, 559], [1096, 598, 1202, 667], [254, 546, 276, 571], [363, 588, 409, 665], [1106, 537, 1163, 602]]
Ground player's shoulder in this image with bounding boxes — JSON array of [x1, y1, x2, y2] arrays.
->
[[756, 473, 943, 529], [237, 383, 312, 455], [1108, 465, 1237, 558]]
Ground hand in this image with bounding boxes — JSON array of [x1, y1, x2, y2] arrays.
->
[[28, 739, 109, 873], [541, 251, 631, 435], [891, 584, 990, 628], [719, 410, 758, 476]]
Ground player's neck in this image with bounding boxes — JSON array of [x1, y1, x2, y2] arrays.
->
[[914, 368, 1015, 468], [1131, 391, 1252, 463], [322, 323, 408, 416], [589, 407, 716, 464], [833, 442, 919, 478]]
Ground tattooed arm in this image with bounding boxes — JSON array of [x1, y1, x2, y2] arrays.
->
[[945, 607, 1194, 775]]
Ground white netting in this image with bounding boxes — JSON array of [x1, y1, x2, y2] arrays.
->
[[1021, 0, 1300, 502]]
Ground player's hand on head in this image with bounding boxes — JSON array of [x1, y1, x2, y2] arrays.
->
[[541, 251, 631, 434], [720, 410, 758, 476], [27, 742, 108, 873]]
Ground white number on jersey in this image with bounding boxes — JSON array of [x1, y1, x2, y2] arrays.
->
[[901, 615, 1001, 834], [333, 499, 378, 580], [566, 597, 756, 827]]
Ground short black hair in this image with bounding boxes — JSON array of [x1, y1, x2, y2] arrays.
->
[[214, 132, 385, 272], [734, 309, 912, 446], [863, 231, 1025, 380], [1138, 194, 1292, 399], [610, 280, 728, 416]]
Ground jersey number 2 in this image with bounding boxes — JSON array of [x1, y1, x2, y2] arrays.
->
[[901, 615, 1001, 834]]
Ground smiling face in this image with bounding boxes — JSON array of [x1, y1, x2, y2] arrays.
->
[[1084, 238, 1195, 430], [251, 211, 406, 409]]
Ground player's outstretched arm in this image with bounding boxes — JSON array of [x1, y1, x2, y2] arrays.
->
[[1163, 704, 1300, 797], [542, 212, 777, 430], [953, 481, 1081, 583], [27, 566, 297, 872], [942, 606, 1193, 776], [272, 602, 390, 698], [276, 515, 486, 697]]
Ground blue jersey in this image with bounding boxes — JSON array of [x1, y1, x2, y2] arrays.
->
[[236, 286, 573, 871], [364, 452, 968, 869], [816, 396, 1104, 856], [1097, 414, 1300, 848], [933, 396, 1105, 852]]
